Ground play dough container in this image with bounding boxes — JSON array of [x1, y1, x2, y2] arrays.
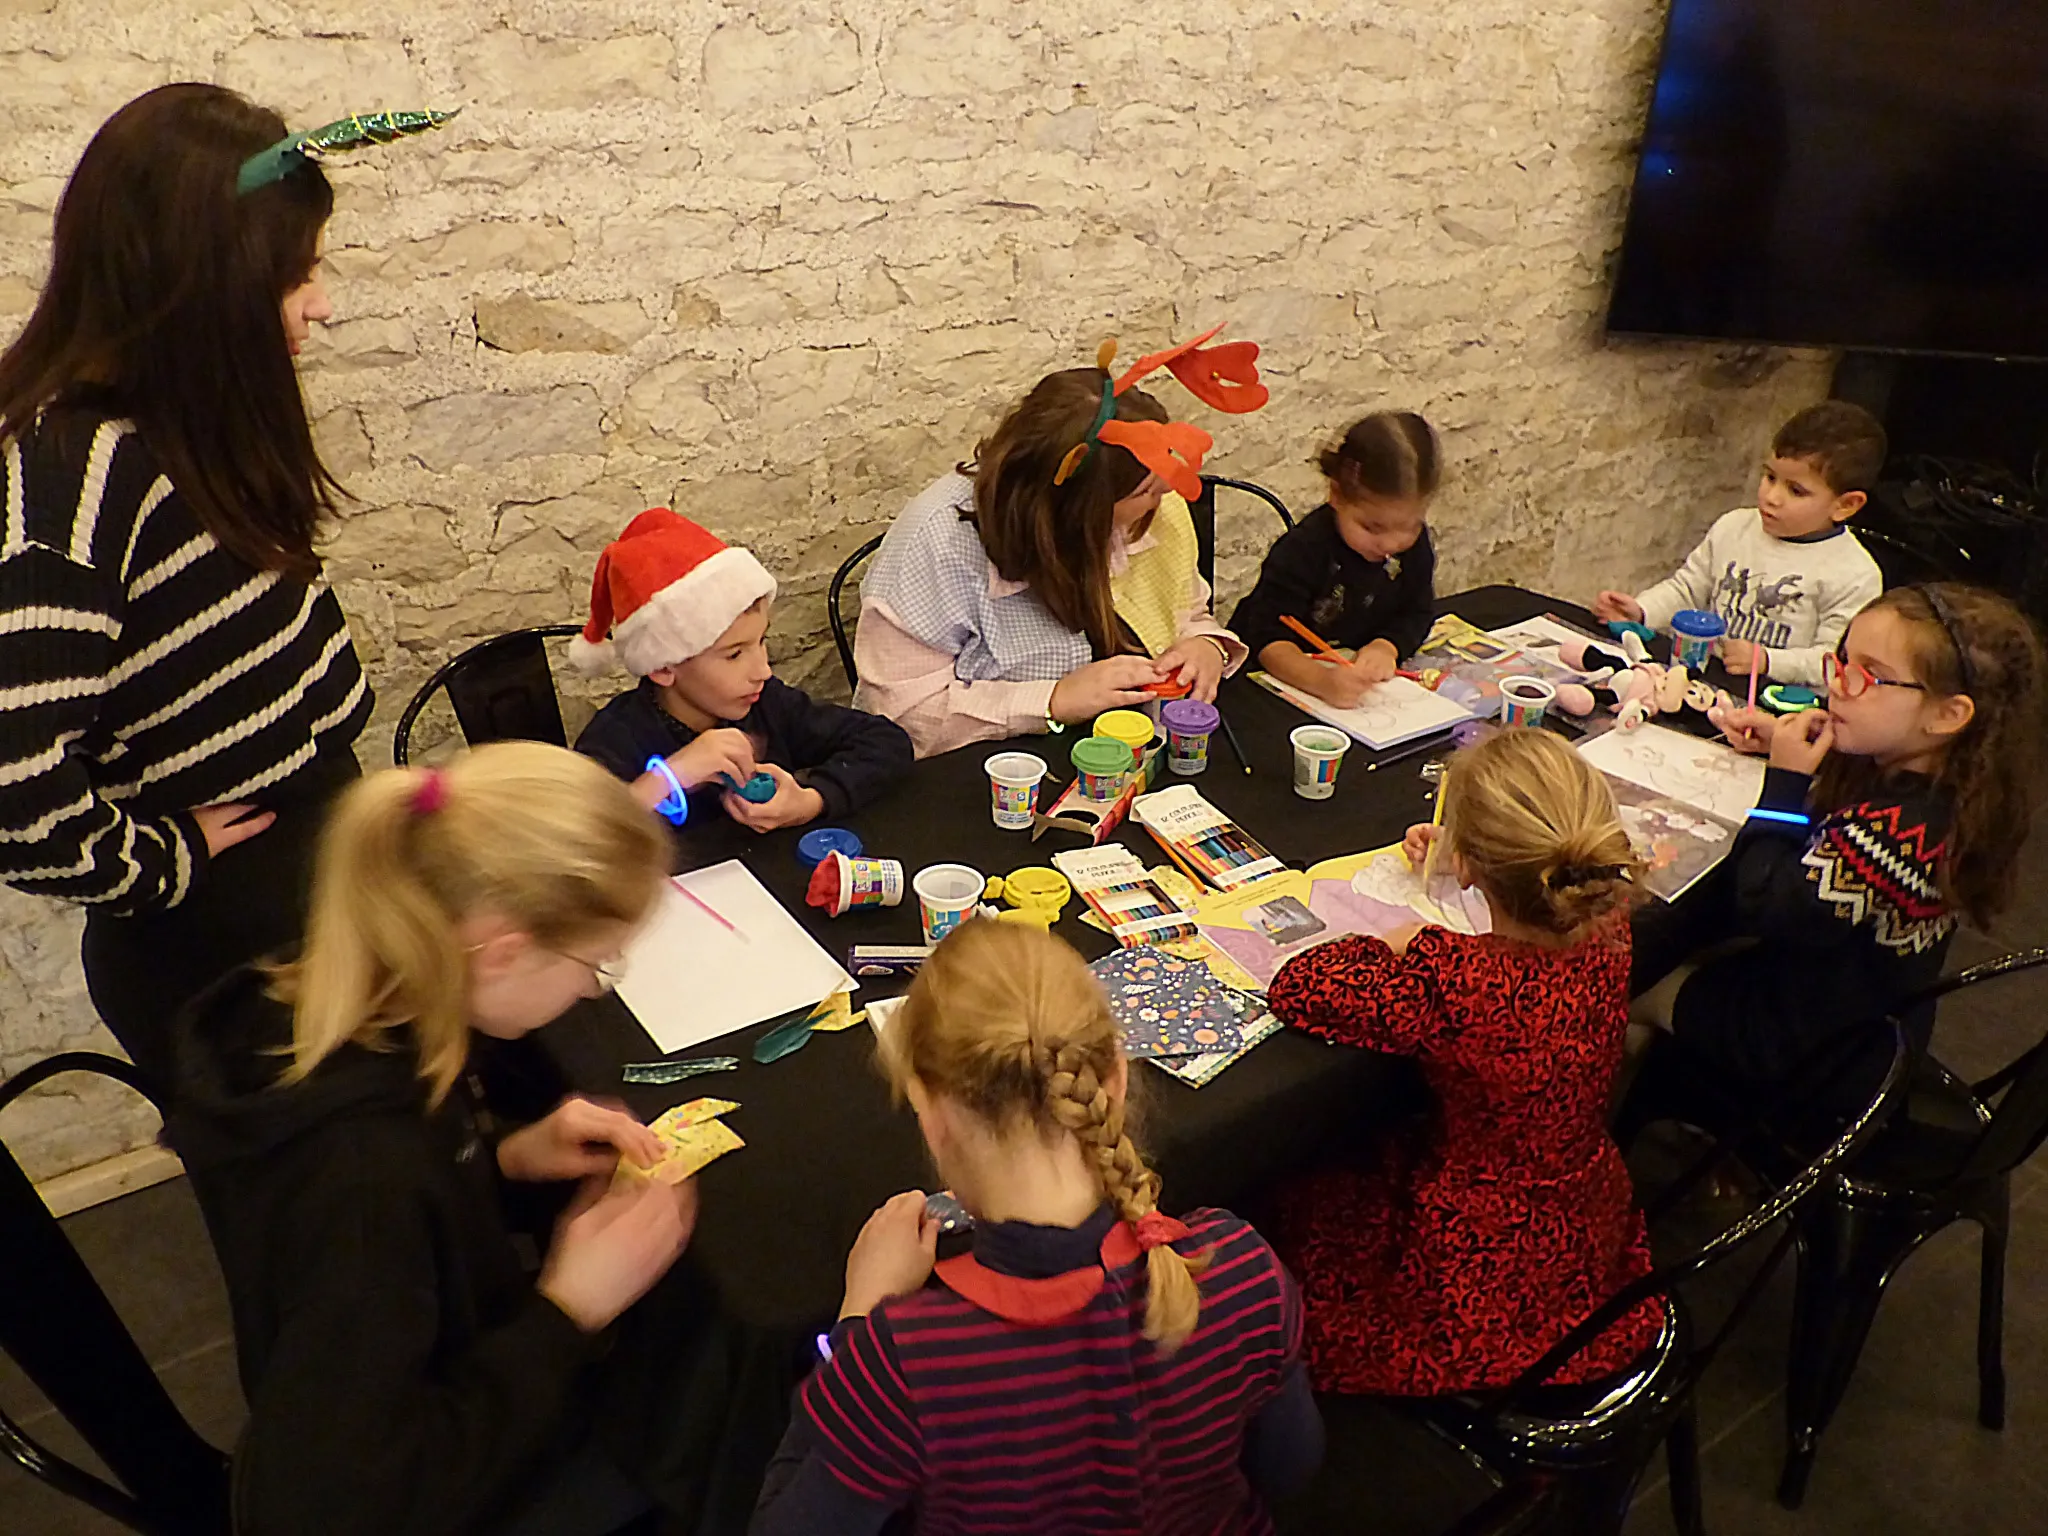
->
[[914, 863, 985, 945], [1093, 708, 1156, 757], [1070, 735, 1136, 800], [1290, 725, 1350, 801], [983, 751, 1048, 830], [805, 851, 906, 917], [1161, 698, 1220, 776], [997, 865, 1071, 922], [1671, 609, 1727, 671], [1498, 675, 1557, 728]]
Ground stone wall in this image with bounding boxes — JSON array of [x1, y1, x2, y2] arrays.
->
[[0, 0, 1831, 1181]]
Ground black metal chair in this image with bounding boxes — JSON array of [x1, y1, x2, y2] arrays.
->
[[1189, 474, 1294, 592], [391, 623, 584, 766], [1773, 947, 2048, 1508], [827, 533, 885, 693], [0, 1053, 230, 1534], [1409, 1017, 1911, 1535]]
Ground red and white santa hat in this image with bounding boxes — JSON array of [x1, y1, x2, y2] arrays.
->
[[570, 508, 777, 677]]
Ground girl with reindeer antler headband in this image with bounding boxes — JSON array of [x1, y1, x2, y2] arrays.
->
[[855, 326, 1270, 757]]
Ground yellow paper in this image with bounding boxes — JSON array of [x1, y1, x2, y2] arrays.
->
[[807, 989, 866, 1033], [618, 1114, 744, 1189], [657, 1098, 739, 1130]]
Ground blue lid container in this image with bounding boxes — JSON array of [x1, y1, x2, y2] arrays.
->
[[797, 827, 864, 868]]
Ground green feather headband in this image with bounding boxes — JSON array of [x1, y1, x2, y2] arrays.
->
[[236, 109, 459, 196]]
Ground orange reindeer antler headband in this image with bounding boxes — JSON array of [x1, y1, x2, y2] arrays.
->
[[1051, 324, 1269, 502]]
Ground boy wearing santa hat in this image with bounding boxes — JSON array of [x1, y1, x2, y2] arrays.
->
[[573, 509, 912, 834]]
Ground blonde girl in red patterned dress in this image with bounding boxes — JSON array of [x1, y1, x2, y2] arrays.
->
[[1266, 727, 1664, 1396]]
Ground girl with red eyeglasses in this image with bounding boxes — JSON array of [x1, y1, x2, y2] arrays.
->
[[1627, 583, 2043, 1125]]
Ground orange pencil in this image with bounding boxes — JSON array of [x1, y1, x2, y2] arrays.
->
[[1280, 614, 1348, 665]]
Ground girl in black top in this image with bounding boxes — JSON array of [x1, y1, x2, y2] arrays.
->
[[170, 744, 710, 1536], [1229, 412, 1440, 708], [1631, 584, 2044, 1117], [0, 85, 406, 1079]]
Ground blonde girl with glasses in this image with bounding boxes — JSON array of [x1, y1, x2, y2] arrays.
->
[[1629, 583, 2045, 1122], [169, 742, 715, 1536]]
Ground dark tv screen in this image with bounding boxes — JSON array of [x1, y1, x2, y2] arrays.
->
[[1606, 0, 2048, 360]]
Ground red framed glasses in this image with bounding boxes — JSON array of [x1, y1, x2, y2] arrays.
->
[[1824, 650, 1926, 700]]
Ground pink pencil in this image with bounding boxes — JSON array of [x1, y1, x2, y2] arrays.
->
[[1747, 645, 1765, 712], [671, 875, 746, 941]]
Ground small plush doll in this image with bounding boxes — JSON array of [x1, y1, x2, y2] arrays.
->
[[1553, 636, 1728, 732]]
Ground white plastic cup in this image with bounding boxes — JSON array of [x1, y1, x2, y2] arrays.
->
[[984, 751, 1048, 831], [1290, 725, 1350, 800], [1498, 676, 1557, 728], [914, 863, 985, 945]]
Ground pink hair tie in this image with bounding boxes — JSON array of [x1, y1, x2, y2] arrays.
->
[[410, 769, 447, 816], [1133, 1212, 1190, 1252]]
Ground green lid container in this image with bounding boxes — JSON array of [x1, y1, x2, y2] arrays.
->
[[1070, 735, 1136, 777]]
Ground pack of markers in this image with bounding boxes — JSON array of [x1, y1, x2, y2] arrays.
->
[[1131, 784, 1287, 892]]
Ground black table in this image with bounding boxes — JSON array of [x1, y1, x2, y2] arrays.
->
[[546, 584, 1588, 1337]]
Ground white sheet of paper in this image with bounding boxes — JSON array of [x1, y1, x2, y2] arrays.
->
[[1488, 615, 1604, 657], [1577, 723, 1767, 826], [1250, 670, 1471, 750], [615, 861, 855, 1053]]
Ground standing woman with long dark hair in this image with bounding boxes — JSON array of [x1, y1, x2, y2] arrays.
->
[[0, 85, 443, 1081]]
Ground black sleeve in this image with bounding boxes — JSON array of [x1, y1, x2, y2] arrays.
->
[[1241, 1360, 1324, 1506], [1381, 529, 1438, 659], [573, 689, 659, 784], [232, 1165, 601, 1536], [1228, 521, 1328, 661], [760, 680, 915, 821], [1725, 767, 1855, 951], [749, 1415, 898, 1536]]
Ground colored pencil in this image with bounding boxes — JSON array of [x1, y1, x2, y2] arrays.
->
[[671, 875, 745, 940], [1216, 706, 1251, 774], [1747, 646, 1765, 713], [1280, 614, 1348, 664]]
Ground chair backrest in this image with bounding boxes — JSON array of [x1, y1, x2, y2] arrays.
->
[[1914, 947, 2048, 1185], [1188, 475, 1295, 594], [391, 624, 584, 766], [827, 533, 886, 693], [0, 1054, 230, 1534], [1480, 1016, 1914, 1418]]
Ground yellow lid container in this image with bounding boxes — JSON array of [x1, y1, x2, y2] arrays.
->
[[1093, 709, 1155, 756]]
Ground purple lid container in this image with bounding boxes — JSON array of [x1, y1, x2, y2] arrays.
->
[[1161, 698, 1220, 735]]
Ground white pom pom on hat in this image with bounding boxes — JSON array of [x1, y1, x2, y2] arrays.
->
[[573, 508, 777, 677]]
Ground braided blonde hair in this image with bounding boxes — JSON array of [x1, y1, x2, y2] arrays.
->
[[883, 921, 1207, 1352]]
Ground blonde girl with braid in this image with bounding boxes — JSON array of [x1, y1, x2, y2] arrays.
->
[[752, 921, 1322, 1536]]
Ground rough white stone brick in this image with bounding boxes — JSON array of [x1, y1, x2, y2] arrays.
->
[[883, 21, 1033, 99], [475, 295, 652, 354], [219, 36, 426, 121], [462, 32, 677, 110], [405, 386, 606, 470], [313, 315, 416, 370], [701, 21, 861, 113], [357, 218, 576, 281]]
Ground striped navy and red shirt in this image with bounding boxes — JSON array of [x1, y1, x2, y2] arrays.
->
[[753, 1204, 1317, 1536]]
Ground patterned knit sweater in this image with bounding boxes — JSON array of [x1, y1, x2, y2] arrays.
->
[[1672, 764, 1954, 1089], [0, 407, 371, 913]]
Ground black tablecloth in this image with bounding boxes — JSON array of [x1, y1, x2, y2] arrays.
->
[[544, 584, 1592, 1338]]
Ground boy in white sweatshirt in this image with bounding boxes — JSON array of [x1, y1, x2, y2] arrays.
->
[[1594, 402, 1886, 687]]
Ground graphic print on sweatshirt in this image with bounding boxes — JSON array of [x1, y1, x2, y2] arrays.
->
[[1711, 562, 1806, 648]]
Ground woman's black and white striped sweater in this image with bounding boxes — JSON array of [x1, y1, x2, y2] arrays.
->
[[0, 408, 372, 913]]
